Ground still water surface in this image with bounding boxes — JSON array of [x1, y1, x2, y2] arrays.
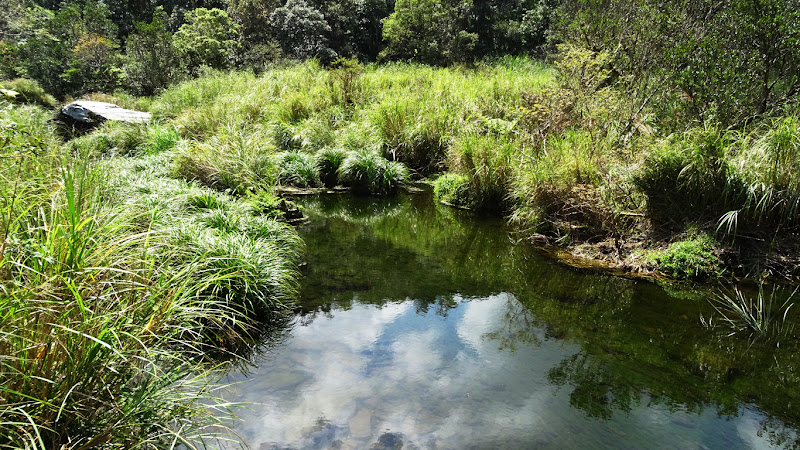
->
[[221, 193, 800, 449]]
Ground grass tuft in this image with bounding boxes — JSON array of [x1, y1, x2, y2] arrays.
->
[[338, 150, 409, 195], [709, 284, 796, 343]]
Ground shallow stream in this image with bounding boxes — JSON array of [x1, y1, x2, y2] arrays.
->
[[220, 193, 800, 449]]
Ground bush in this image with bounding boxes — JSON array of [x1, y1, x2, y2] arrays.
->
[[0, 78, 57, 108], [124, 7, 181, 96], [173, 8, 240, 73]]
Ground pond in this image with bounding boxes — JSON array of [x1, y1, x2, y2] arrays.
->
[[220, 193, 800, 449]]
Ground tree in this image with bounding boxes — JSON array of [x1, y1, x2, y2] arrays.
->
[[227, 0, 282, 70], [227, 0, 280, 45], [173, 7, 240, 72], [673, 0, 800, 123], [66, 32, 123, 93], [380, 0, 477, 65], [353, 0, 391, 60], [124, 7, 181, 96], [467, 0, 556, 58], [553, 0, 800, 127], [5, 0, 121, 96], [270, 0, 335, 61]]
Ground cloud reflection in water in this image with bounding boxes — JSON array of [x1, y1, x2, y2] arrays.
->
[[221, 294, 781, 449]]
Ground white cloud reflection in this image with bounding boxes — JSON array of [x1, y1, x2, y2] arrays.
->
[[221, 295, 785, 449]]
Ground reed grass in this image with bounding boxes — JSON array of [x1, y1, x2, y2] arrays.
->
[[145, 55, 800, 278], [710, 284, 797, 343], [338, 149, 409, 195], [0, 102, 303, 447], [0, 78, 58, 108]]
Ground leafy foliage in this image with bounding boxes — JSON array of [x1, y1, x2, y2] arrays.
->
[[651, 233, 723, 279], [124, 7, 180, 96], [270, 0, 335, 62], [173, 7, 240, 73], [380, 0, 476, 65]]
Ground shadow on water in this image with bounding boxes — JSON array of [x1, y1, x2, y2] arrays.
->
[[227, 192, 800, 449]]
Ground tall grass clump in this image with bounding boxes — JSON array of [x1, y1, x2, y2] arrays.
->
[[145, 122, 181, 154], [338, 149, 409, 195], [65, 121, 151, 157], [709, 284, 797, 343], [723, 115, 800, 232], [433, 172, 472, 208], [274, 150, 321, 188], [271, 121, 302, 151], [0, 78, 57, 108], [0, 122, 225, 446], [171, 126, 276, 195], [316, 147, 348, 187], [149, 70, 244, 120], [510, 126, 632, 239], [371, 96, 451, 175], [435, 134, 516, 213], [634, 127, 738, 229], [1, 103, 304, 446], [327, 57, 365, 107], [635, 119, 800, 236]]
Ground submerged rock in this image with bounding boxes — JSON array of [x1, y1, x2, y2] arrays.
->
[[278, 198, 304, 222], [371, 432, 408, 450]]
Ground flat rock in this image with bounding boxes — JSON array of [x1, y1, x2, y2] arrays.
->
[[0, 89, 18, 101], [58, 100, 151, 126]]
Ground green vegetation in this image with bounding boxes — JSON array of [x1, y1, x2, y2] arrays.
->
[[709, 285, 796, 343], [0, 0, 555, 98], [0, 78, 57, 107], [0, 103, 301, 446], [3, 0, 800, 444], [650, 233, 723, 280]]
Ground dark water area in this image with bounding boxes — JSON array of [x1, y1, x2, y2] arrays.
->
[[220, 193, 800, 449]]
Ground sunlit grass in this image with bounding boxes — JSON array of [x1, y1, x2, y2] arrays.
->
[[0, 103, 303, 447]]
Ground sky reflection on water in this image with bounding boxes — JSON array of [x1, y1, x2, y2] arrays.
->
[[214, 193, 800, 449], [221, 294, 781, 449]]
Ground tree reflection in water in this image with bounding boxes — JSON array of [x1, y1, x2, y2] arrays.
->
[[289, 192, 800, 448]]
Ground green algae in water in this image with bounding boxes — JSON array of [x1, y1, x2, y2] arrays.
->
[[221, 193, 800, 449]]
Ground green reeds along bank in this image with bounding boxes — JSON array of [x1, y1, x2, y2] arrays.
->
[[146, 57, 800, 279], [338, 149, 409, 195], [435, 133, 516, 213], [149, 57, 555, 198], [0, 103, 303, 447]]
